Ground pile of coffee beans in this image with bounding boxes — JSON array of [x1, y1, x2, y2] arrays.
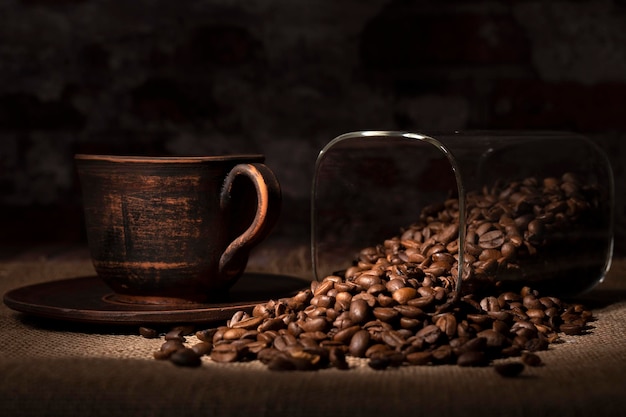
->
[[399, 171, 605, 295], [145, 173, 599, 374]]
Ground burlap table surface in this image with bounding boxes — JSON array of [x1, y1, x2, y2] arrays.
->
[[1, 256, 625, 417]]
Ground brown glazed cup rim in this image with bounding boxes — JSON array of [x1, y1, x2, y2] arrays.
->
[[75, 154, 265, 164]]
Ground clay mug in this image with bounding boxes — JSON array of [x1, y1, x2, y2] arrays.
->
[[75, 154, 281, 304]]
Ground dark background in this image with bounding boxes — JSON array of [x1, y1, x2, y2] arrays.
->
[[0, 0, 625, 256]]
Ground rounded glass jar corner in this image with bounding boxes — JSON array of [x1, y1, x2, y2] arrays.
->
[[311, 130, 614, 298]]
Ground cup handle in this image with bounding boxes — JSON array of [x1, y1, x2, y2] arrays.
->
[[218, 163, 281, 282]]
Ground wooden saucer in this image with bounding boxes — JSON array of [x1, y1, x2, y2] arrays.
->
[[3, 273, 308, 325]]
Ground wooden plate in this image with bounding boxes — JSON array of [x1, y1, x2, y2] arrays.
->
[[3, 273, 308, 325]]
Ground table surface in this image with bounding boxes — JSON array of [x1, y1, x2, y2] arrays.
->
[[1, 246, 625, 417]]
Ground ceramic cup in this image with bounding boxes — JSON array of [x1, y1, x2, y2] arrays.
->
[[75, 154, 281, 304]]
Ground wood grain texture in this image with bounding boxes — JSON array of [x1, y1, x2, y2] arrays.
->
[[75, 155, 280, 303]]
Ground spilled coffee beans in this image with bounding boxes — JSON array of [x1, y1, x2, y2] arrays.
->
[[146, 173, 597, 373]]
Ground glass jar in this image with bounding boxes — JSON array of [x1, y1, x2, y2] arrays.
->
[[311, 131, 614, 297]]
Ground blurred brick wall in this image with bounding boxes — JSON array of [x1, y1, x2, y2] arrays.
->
[[0, 0, 625, 254]]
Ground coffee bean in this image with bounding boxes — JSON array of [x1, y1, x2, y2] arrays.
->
[[349, 330, 371, 357], [329, 347, 350, 370], [492, 320, 510, 335], [211, 344, 243, 363], [381, 330, 406, 349], [293, 288, 313, 305], [252, 301, 271, 317], [365, 343, 392, 358], [368, 350, 404, 370], [139, 326, 159, 339], [405, 351, 432, 365], [153, 350, 171, 360], [431, 345, 454, 363], [228, 311, 246, 327], [299, 331, 328, 342], [165, 328, 186, 342], [355, 274, 382, 290], [424, 263, 448, 277], [408, 295, 434, 309], [313, 279, 335, 297], [386, 278, 406, 292], [267, 354, 298, 371], [559, 323, 584, 335], [467, 313, 491, 325], [170, 348, 202, 367], [394, 305, 424, 319], [191, 342, 213, 356], [392, 287, 417, 304], [231, 316, 264, 330], [438, 224, 459, 245], [526, 308, 546, 319], [332, 325, 361, 344], [476, 329, 506, 348], [257, 347, 283, 364], [494, 362, 525, 377], [160, 339, 185, 356], [196, 328, 218, 342], [373, 307, 399, 322], [526, 219, 545, 243], [258, 317, 286, 332], [349, 299, 370, 324], [289, 349, 325, 370], [257, 330, 278, 344], [222, 328, 248, 341], [300, 317, 329, 333], [525, 337, 549, 352], [457, 351, 489, 367], [416, 325, 442, 345], [521, 352, 543, 367], [479, 249, 501, 261], [435, 313, 457, 338], [478, 230, 505, 249], [480, 297, 500, 312], [368, 356, 391, 370], [273, 334, 297, 352], [523, 295, 543, 310], [456, 336, 487, 354]]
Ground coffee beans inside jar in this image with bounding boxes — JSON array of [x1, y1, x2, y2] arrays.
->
[[457, 172, 609, 296], [146, 173, 600, 373]]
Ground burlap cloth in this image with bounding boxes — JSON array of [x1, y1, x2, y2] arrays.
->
[[1, 252, 625, 417]]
